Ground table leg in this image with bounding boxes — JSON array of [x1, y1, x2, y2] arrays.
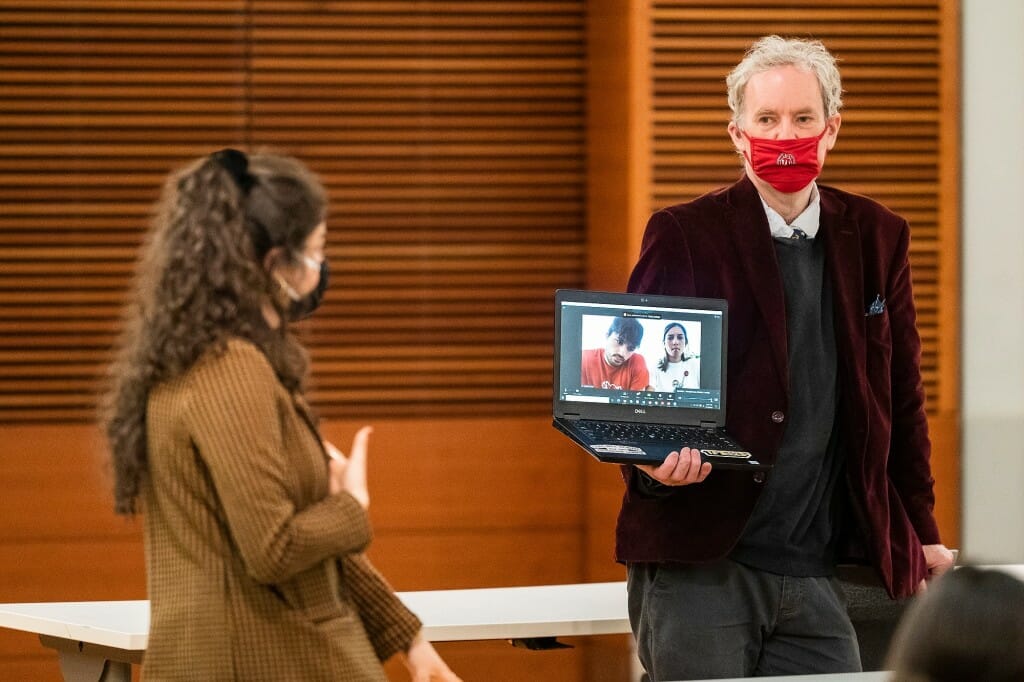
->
[[57, 649, 130, 682], [38, 635, 139, 682]]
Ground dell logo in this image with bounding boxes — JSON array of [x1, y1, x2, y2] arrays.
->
[[635, 408, 646, 414]]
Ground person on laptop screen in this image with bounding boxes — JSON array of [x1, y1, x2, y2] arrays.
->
[[617, 36, 955, 681], [580, 315, 650, 390], [646, 322, 700, 391]]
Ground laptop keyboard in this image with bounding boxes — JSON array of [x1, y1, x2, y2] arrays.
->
[[575, 420, 737, 450]]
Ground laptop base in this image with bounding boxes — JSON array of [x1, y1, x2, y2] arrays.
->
[[553, 419, 769, 471]]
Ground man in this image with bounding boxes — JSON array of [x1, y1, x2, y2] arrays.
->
[[580, 316, 649, 390], [618, 35, 955, 680]]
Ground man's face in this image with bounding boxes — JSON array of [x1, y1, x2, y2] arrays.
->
[[727, 64, 840, 170], [603, 332, 636, 367], [664, 327, 685, 362]]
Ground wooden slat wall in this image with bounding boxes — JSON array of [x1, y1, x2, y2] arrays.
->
[[0, 0, 587, 423], [255, 0, 588, 418], [0, 0, 249, 422]]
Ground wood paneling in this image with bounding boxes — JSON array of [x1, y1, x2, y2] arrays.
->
[[0, 0, 587, 422], [0, 539, 146, 603], [369, 530, 585, 591], [321, 418, 584, 534], [0, 1, 248, 423], [0, 657, 64, 682]]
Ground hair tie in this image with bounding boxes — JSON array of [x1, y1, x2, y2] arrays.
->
[[211, 148, 255, 195]]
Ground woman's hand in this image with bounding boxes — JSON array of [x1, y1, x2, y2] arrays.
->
[[403, 633, 462, 682], [324, 425, 373, 509]]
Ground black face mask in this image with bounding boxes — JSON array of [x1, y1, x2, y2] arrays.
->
[[288, 260, 329, 322]]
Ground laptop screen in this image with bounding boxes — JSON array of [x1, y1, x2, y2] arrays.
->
[[554, 290, 728, 422]]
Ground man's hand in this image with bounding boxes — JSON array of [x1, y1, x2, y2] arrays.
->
[[915, 543, 957, 593], [635, 447, 711, 486]]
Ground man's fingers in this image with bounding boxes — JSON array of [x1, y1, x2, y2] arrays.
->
[[656, 451, 681, 478], [674, 447, 703, 480], [637, 449, 711, 486]]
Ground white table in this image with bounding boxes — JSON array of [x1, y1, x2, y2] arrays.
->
[[5, 566, 1022, 681], [0, 581, 631, 682]]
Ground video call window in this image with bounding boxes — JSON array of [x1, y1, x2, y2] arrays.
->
[[580, 314, 702, 392]]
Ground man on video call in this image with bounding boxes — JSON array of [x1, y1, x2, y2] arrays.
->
[[580, 316, 650, 391], [617, 35, 955, 680]]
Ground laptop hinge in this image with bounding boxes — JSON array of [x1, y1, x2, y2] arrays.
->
[[699, 421, 717, 430], [564, 413, 581, 421]]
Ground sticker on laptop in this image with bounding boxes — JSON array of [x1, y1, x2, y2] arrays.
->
[[592, 444, 646, 455]]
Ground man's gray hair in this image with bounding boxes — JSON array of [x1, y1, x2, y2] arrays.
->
[[726, 35, 843, 125]]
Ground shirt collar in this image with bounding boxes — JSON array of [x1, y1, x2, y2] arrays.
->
[[760, 183, 821, 240]]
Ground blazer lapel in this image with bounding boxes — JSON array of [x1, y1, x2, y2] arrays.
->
[[291, 392, 325, 450], [820, 192, 867, 391], [724, 179, 789, 387]]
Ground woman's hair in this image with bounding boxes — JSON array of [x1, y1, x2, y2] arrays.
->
[[885, 566, 1024, 682], [726, 35, 843, 126], [657, 322, 689, 372], [103, 150, 327, 515]]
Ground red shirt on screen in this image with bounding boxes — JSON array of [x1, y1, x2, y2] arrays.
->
[[580, 348, 650, 391]]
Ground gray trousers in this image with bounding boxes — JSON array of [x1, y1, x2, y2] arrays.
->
[[627, 559, 862, 681]]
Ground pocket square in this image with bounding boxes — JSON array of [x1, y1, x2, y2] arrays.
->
[[865, 294, 886, 316]]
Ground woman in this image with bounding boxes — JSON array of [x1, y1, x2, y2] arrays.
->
[[647, 322, 700, 392], [104, 149, 460, 681]]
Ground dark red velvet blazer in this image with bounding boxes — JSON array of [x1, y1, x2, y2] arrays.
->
[[618, 175, 941, 599]]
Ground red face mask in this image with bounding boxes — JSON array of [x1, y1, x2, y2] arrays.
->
[[742, 128, 828, 193]]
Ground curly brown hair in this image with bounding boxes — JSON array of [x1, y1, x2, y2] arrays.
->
[[103, 151, 327, 515]]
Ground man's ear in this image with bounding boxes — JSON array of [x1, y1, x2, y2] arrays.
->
[[824, 114, 842, 150], [727, 121, 742, 148]]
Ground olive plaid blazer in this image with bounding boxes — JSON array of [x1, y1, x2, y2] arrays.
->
[[142, 339, 420, 681]]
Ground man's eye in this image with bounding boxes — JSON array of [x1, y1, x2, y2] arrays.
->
[[626, 345, 637, 352]]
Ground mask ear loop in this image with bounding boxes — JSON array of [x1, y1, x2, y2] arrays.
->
[[263, 247, 302, 303], [274, 273, 302, 302]]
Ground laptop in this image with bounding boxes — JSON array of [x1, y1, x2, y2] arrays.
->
[[552, 289, 768, 470]]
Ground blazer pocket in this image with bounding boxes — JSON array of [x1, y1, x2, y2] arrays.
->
[[865, 308, 891, 343], [864, 309, 893, 375]]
